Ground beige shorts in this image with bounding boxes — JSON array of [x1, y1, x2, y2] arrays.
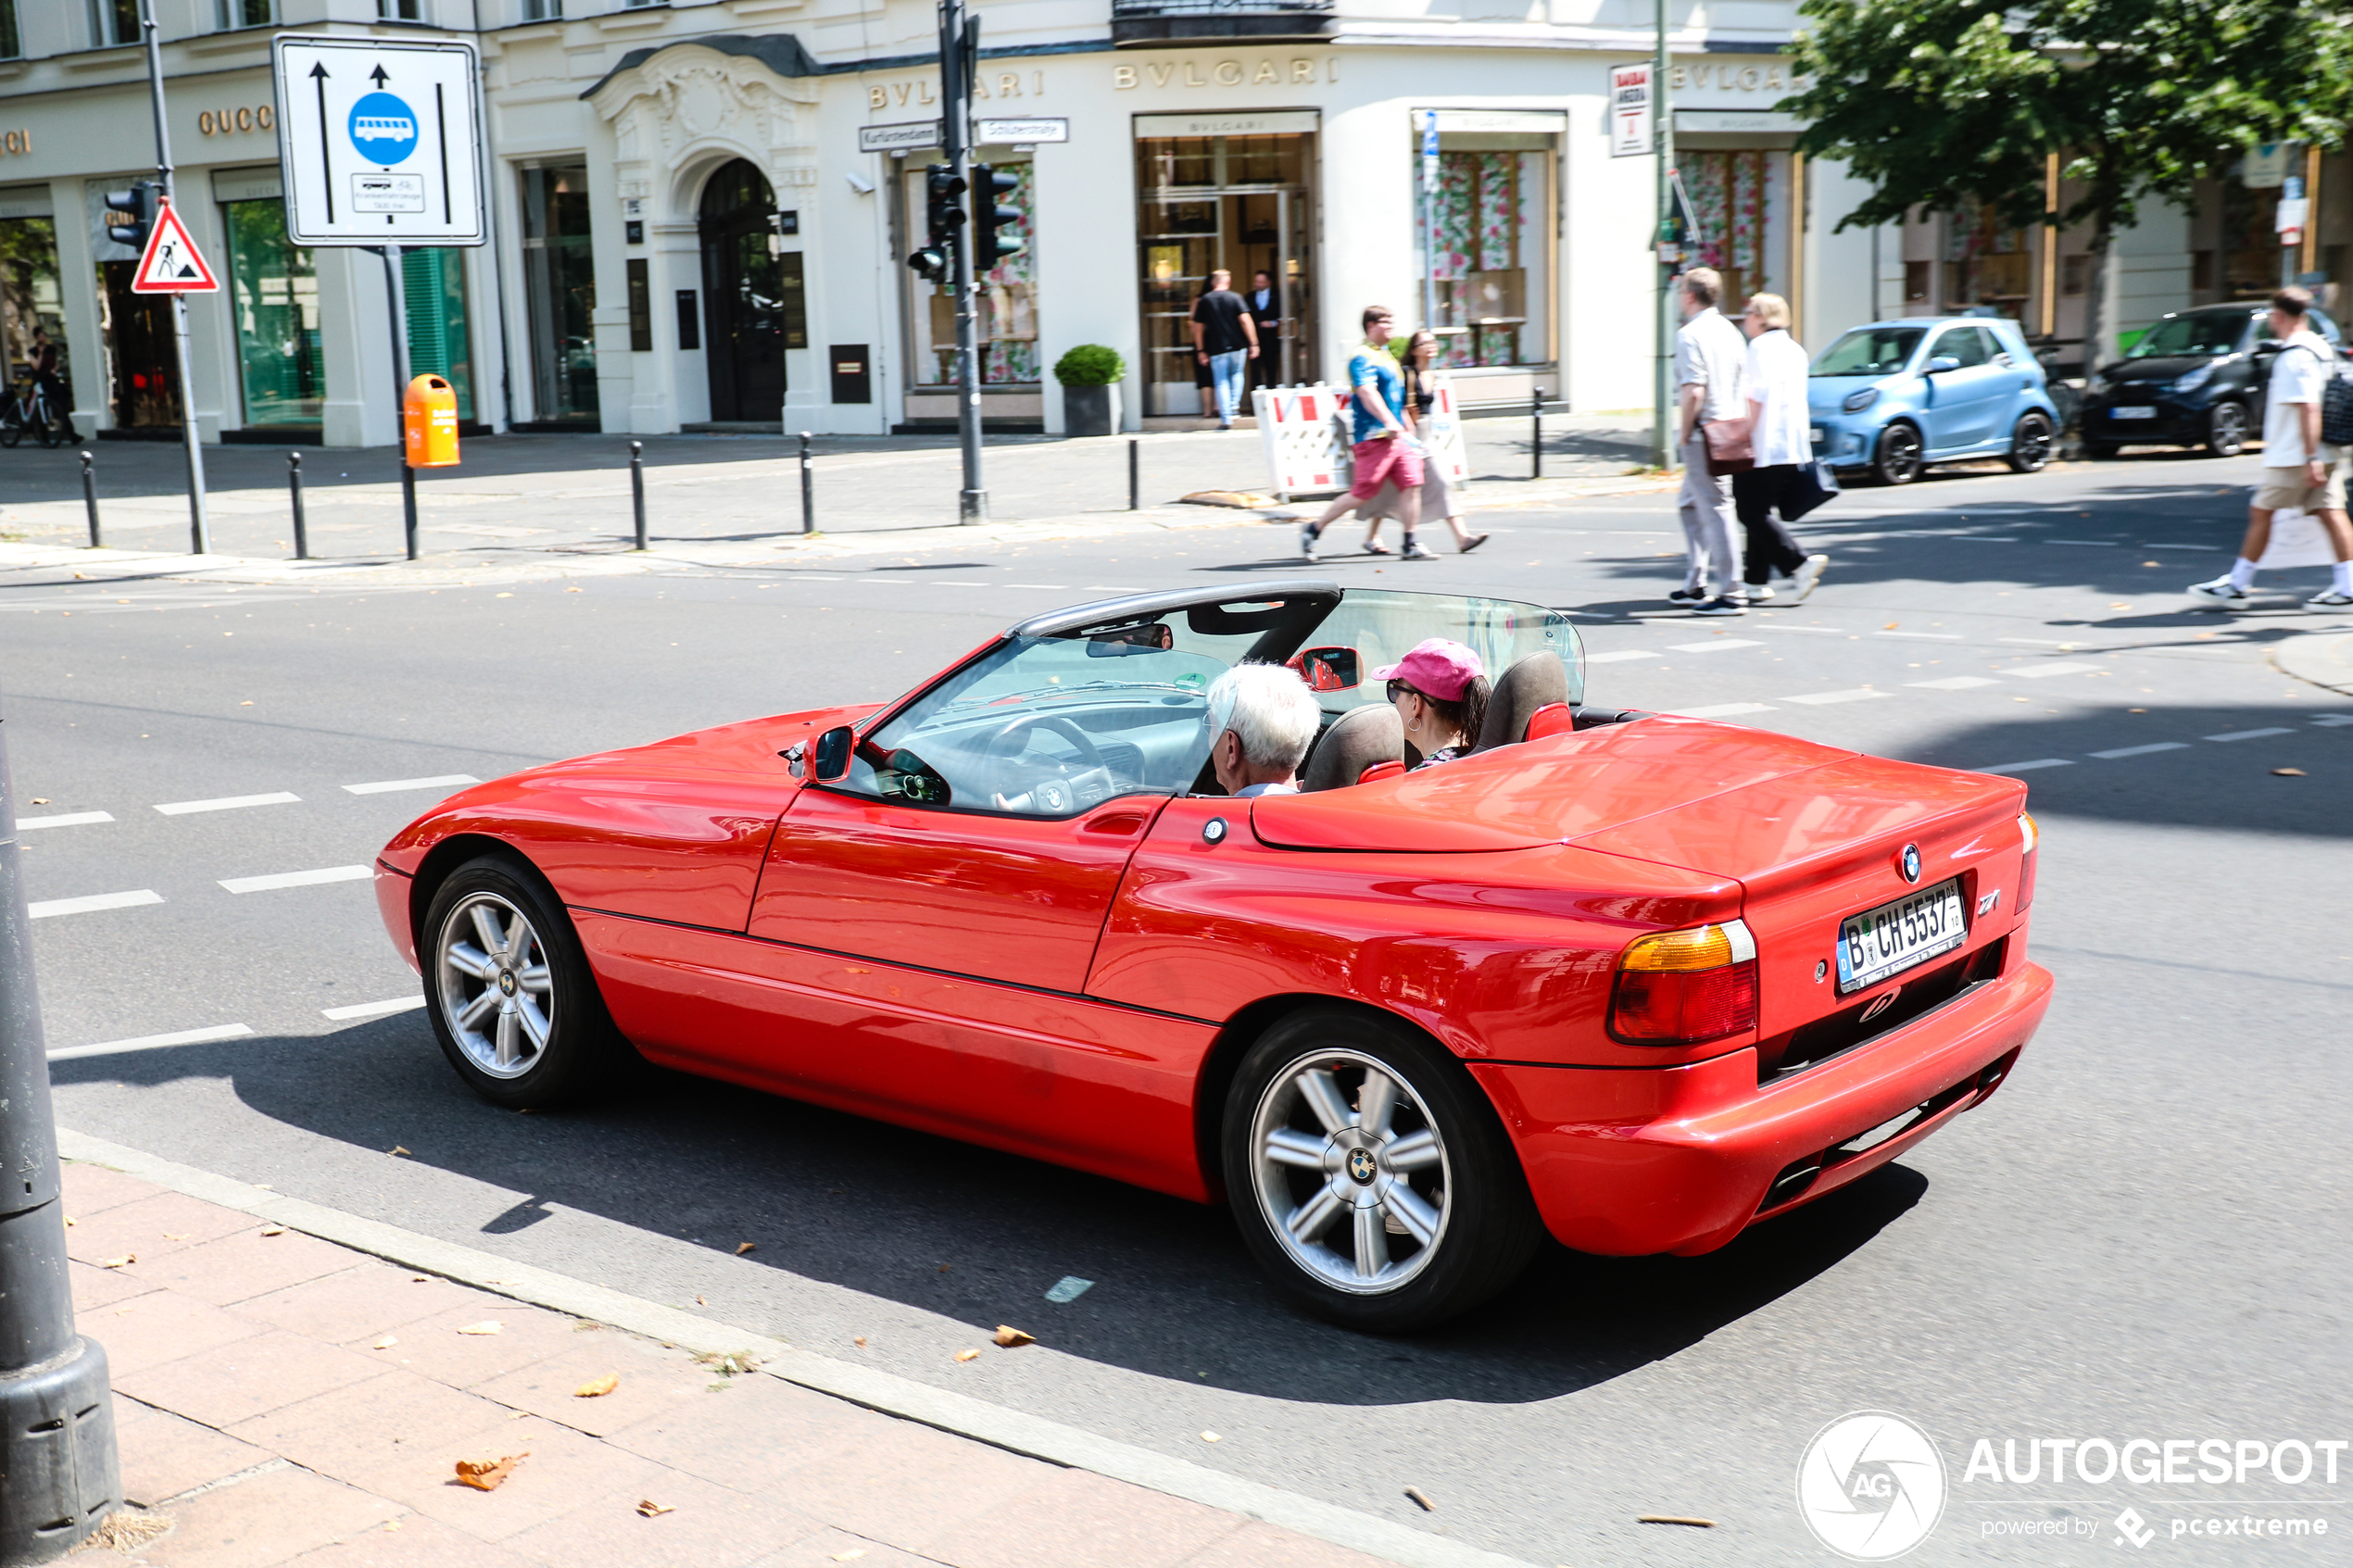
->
[[2255, 463, 2347, 513]]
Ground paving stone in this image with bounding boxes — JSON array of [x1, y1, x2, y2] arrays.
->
[[1171, 1522, 1402, 1568], [119, 1326, 386, 1428], [134, 1226, 355, 1309], [916, 1468, 1243, 1568], [604, 1374, 888, 1494], [371, 1301, 589, 1389], [282, 1515, 536, 1568], [63, 1192, 258, 1267], [112, 1398, 276, 1508], [138, 1464, 403, 1568], [350, 1416, 668, 1544], [742, 1530, 939, 1568], [755, 1416, 1059, 1553], [499, 1463, 823, 1568], [467, 1339, 721, 1438], [61, 1160, 171, 1216], [238, 1262, 488, 1345], [224, 1370, 516, 1487], [71, 1258, 162, 1311], [84, 1287, 267, 1377]]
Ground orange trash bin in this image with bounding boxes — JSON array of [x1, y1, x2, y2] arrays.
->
[[403, 375, 460, 468]]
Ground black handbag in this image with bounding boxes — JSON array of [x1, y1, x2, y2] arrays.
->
[[1780, 459, 1841, 522]]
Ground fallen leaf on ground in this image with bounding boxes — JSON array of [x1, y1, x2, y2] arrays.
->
[[695, 1295, 706, 1306], [574, 1374, 619, 1398], [100, 1255, 134, 1269], [1199, 1431, 1220, 1443], [1639, 1515, 1716, 1527], [63, 1216, 73, 1226], [853, 1336, 867, 1348], [832, 1550, 868, 1562], [409, 1274, 432, 1282], [457, 1321, 502, 1336], [937, 1264, 952, 1273], [453, 1453, 527, 1491], [163, 1233, 191, 1241], [953, 1348, 982, 1362], [2273, 768, 2307, 777], [635, 1499, 673, 1517], [1404, 1486, 1435, 1512], [993, 1325, 1035, 1348], [735, 1241, 756, 1255], [388, 1146, 410, 1156], [29, 797, 47, 805], [259, 1227, 285, 1237], [371, 1336, 398, 1350]]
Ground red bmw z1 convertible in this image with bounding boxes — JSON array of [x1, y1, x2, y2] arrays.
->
[[373, 583, 2052, 1331]]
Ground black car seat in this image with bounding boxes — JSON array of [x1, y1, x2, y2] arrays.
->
[[1299, 703, 1406, 791], [1471, 651, 1571, 753]]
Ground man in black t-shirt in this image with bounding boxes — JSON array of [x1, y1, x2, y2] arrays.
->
[[1189, 270, 1259, 427]]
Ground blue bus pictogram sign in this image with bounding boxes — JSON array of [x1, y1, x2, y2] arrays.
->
[[347, 92, 418, 165]]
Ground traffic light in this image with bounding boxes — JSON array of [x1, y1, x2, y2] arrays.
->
[[908, 163, 966, 285], [104, 181, 159, 255], [972, 165, 1025, 271]]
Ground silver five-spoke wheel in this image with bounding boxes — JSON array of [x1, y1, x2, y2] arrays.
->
[[436, 892, 555, 1079], [1250, 1048, 1453, 1294]]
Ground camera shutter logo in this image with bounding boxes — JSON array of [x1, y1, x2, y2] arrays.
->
[[1796, 1411, 1946, 1560]]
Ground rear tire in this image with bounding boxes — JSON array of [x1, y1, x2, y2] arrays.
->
[[2204, 400, 2249, 458], [2004, 411, 2054, 473], [1871, 421, 1923, 485], [0, 414, 21, 449], [421, 854, 635, 1109], [1222, 1007, 1541, 1333]]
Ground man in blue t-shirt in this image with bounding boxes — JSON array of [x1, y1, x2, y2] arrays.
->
[[1302, 305, 1428, 560]]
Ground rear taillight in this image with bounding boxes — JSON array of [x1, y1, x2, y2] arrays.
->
[[1609, 920, 1759, 1046], [2016, 813, 2038, 913]]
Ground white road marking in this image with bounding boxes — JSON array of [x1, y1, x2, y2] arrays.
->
[[1665, 639, 1766, 653], [1998, 637, 2078, 646], [2144, 543, 2224, 551], [2045, 539, 2120, 546], [1000, 583, 1069, 589], [1876, 631, 1963, 640], [1976, 759, 2074, 774], [2312, 715, 2353, 727], [1907, 676, 2002, 691], [155, 792, 300, 816], [1783, 688, 1889, 705], [1667, 702, 1775, 718], [220, 865, 373, 894], [2091, 742, 2190, 759], [15, 811, 115, 831], [342, 775, 479, 796], [323, 996, 426, 1022], [2001, 662, 2105, 679], [1583, 649, 1660, 663], [2204, 728, 2295, 743], [29, 889, 163, 919], [49, 1023, 252, 1061], [1748, 623, 1849, 634], [1952, 535, 2019, 542]]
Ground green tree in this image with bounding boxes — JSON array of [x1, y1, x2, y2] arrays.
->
[[1786, 0, 2353, 359]]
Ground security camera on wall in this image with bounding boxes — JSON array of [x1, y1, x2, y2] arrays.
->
[[844, 171, 876, 195]]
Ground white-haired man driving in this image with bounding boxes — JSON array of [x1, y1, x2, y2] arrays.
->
[[1205, 662, 1321, 798]]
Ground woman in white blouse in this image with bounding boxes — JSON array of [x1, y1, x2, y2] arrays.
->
[[1732, 294, 1831, 604]]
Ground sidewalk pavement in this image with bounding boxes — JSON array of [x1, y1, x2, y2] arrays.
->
[[57, 1158, 1430, 1568], [2274, 630, 2353, 696]]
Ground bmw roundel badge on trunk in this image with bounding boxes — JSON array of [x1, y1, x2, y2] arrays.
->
[[1900, 843, 1922, 884]]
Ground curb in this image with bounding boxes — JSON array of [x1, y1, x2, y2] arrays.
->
[[2272, 631, 2353, 696], [57, 1127, 1541, 1568]]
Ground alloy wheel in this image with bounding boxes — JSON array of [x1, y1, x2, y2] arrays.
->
[[1250, 1048, 1453, 1294], [2007, 413, 2054, 472], [2207, 402, 2248, 458], [1875, 423, 1923, 485], [435, 892, 556, 1079]]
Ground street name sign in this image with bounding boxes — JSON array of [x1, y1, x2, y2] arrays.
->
[[976, 117, 1068, 144], [1609, 64, 1654, 157], [860, 120, 945, 154], [130, 200, 220, 294], [271, 34, 484, 245]]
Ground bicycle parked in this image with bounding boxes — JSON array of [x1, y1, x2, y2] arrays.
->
[[0, 370, 74, 449]]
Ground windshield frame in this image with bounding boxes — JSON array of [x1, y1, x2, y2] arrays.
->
[[2124, 309, 2254, 360], [1810, 326, 1928, 379]]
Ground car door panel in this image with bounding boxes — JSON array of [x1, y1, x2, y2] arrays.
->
[[575, 909, 1214, 1198]]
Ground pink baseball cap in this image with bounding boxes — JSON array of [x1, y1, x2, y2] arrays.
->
[[1370, 638, 1485, 701]]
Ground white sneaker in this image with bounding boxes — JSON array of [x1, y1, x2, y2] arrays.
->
[[2186, 575, 2252, 609], [2308, 587, 2353, 609], [1736, 583, 1774, 603], [1300, 525, 1319, 562], [1402, 540, 1437, 560], [1790, 555, 1830, 604]]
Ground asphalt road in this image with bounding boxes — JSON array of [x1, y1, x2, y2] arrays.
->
[[6, 448, 2350, 1566]]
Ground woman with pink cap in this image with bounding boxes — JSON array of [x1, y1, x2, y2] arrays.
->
[[1373, 638, 1490, 770]]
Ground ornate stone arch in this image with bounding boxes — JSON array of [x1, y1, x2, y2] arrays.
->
[[584, 35, 821, 222]]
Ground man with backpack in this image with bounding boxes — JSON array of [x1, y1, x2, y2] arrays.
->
[[2187, 287, 2353, 609]]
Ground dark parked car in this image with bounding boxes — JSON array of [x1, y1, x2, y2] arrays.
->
[[2082, 304, 2345, 458]]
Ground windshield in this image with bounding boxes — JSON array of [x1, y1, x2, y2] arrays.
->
[[1812, 327, 1925, 378], [2127, 311, 2250, 359]]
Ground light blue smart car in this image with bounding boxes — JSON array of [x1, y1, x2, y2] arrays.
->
[[1806, 317, 2062, 485]]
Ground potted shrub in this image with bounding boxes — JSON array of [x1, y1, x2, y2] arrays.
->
[[1054, 345, 1126, 437]]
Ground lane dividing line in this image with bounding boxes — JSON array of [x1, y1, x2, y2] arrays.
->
[[155, 792, 300, 816], [2001, 662, 2105, 679], [15, 811, 115, 831], [220, 866, 373, 895], [2090, 743, 2191, 759], [2045, 539, 2121, 546], [1876, 631, 1964, 640], [2205, 728, 2296, 743], [1908, 677, 2003, 691], [1667, 702, 1775, 719], [1783, 688, 1889, 706], [1665, 639, 1766, 654], [29, 890, 163, 920], [53, 1126, 1541, 1568], [322, 997, 426, 1022], [1977, 759, 2074, 774], [1583, 649, 1659, 663], [49, 1024, 252, 1061], [1748, 623, 1849, 634], [343, 775, 480, 796], [2313, 715, 2353, 727]]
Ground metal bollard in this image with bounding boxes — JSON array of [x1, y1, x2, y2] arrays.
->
[[1128, 438, 1140, 511], [80, 449, 100, 548], [401, 462, 419, 560], [630, 441, 647, 550], [288, 452, 308, 560], [1531, 390, 1544, 481], [799, 432, 814, 534]]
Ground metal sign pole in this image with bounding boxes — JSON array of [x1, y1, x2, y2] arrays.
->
[[1651, 0, 1676, 472], [141, 2, 209, 555], [942, 0, 986, 523], [381, 245, 417, 560]]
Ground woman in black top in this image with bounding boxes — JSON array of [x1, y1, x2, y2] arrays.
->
[[1356, 331, 1489, 555]]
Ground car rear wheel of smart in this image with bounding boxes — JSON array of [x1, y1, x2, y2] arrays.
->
[[2005, 411, 2054, 473], [1872, 422, 1923, 485], [1224, 1009, 1541, 1332], [2205, 400, 2249, 458], [422, 855, 631, 1109]]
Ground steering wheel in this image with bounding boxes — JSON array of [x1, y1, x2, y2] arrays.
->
[[984, 712, 1108, 773]]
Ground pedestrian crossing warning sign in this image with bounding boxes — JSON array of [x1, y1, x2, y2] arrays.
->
[[131, 199, 220, 295]]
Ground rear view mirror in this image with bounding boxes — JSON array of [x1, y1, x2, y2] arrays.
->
[[1290, 646, 1361, 691], [811, 725, 855, 782], [1084, 621, 1173, 656], [1925, 355, 1961, 374]]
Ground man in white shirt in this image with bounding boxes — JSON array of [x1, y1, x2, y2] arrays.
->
[[1730, 294, 1831, 605], [2187, 286, 2353, 609], [1672, 267, 1747, 614], [1204, 662, 1320, 798]]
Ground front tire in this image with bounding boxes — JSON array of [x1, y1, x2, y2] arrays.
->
[[1222, 1008, 1541, 1332], [2204, 400, 2249, 458], [2005, 411, 2054, 473], [1872, 421, 1923, 485], [0, 414, 20, 449], [422, 855, 633, 1109]]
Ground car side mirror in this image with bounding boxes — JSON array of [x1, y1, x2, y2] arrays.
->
[[1925, 355, 1961, 374], [811, 725, 856, 783], [1289, 646, 1361, 691]]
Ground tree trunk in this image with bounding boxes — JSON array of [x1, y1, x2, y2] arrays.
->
[[2082, 226, 2112, 376]]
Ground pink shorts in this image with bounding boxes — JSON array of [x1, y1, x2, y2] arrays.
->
[[1350, 435, 1424, 499]]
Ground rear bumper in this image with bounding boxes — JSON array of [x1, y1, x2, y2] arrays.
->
[[1472, 960, 2052, 1257]]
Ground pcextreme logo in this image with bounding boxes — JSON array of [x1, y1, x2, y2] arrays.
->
[[1797, 1411, 1949, 1560]]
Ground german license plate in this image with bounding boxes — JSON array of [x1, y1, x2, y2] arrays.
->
[[2109, 405, 2156, 420], [1809, 425, 1826, 445], [1836, 877, 1967, 995]]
